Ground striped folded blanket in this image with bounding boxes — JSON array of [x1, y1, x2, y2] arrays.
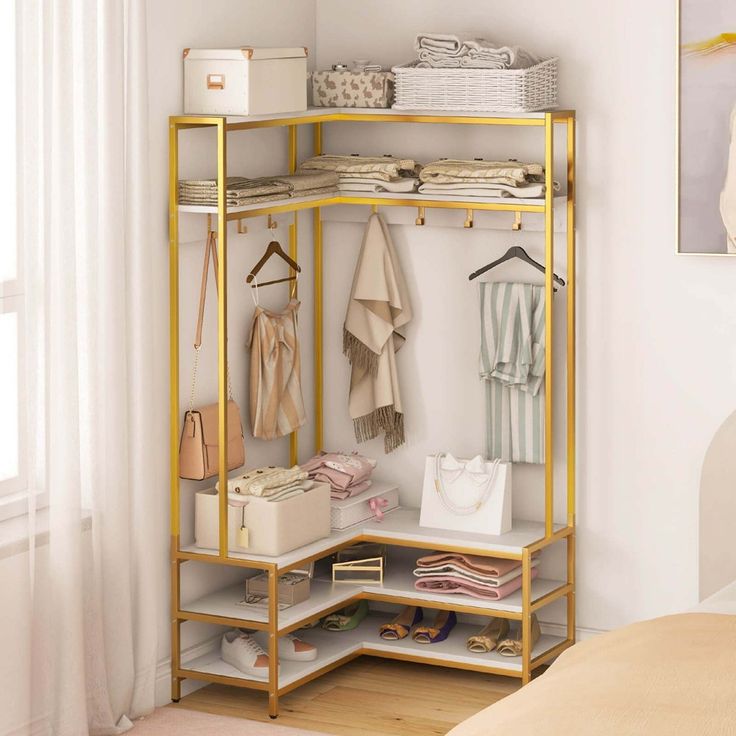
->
[[299, 155, 418, 182], [414, 568, 538, 600], [419, 159, 544, 187], [179, 172, 338, 206]]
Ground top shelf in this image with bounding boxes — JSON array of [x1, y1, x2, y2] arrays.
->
[[174, 107, 576, 131]]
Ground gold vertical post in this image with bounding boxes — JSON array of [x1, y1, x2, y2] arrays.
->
[[216, 118, 229, 558], [313, 122, 324, 453], [288, 125, 298, 466], [566, 115, 576, 528], [521, 547, 532, 685], [168, 118, 181, 702], [267, 565, 280, 718], [567, 532, 576, 643], [544, 113, 555, 538]]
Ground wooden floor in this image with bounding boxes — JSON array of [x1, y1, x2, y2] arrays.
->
[[176, 657, 520, 736]]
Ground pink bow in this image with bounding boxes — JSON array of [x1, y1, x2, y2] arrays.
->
[[369, 496, 389, 521]]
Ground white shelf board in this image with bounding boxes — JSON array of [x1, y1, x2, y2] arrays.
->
[[178, 191, 554, 216], [180, 507, 565, 569], [213, 107, 558, 125], [181, 612, 566, 687], [180, 569, 566, 628]]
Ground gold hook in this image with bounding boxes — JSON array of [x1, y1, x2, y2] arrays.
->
[[512, 211, 523, 231], [464, 209, 474, 228], [268, 214, 277, 230], [236, 218, 248, 234], [415, 206, 425, 226], [371, 204, 378, 215]]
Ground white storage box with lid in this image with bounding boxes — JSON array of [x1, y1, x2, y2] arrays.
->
[[184, 47, 308, 116], [330, 482, 400, 531], [194, 482, 330, 556]]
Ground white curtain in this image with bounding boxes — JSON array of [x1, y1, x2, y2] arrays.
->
[[18, 0, 162, 733]]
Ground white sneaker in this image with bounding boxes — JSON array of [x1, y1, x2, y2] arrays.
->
[[221, 630, 276, 678], [280, 634, 317, 662], [252, 632, 318, 662]]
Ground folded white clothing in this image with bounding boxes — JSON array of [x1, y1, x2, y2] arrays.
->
[[418, 181, 546, 199], [338, 178, 419, 193], [414, 33, 542, 70]]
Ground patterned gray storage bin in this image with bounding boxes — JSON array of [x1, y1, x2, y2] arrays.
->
[[311, 70, 395, 108]]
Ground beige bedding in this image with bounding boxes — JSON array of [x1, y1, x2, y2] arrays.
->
[[448, 613, 736, 736]]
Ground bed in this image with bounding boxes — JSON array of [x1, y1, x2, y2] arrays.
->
[[448, 582, 736, 736]]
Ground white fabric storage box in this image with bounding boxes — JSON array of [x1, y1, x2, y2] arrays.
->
[[194, 483, 330, 556], [184, 47, 308, 116], [330, 482, 400, 530]]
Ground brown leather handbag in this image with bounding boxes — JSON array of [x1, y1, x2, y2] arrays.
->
[[179, 231, 246, 480]]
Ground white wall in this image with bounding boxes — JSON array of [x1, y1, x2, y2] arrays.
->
[[315, 0, 736, 632]]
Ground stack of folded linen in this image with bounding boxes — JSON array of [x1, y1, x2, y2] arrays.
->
[[216, 466, 315, 502], [418, 159, 556, 199], [299, 451, 377, 500], [413, 552, 539, 601], [299, 155, 421, 194], [414, 33, 541, 70], [178, 171, 338, 207]]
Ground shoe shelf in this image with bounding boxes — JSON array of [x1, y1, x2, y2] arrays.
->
[[169, 107, 577, 716], [180, 558, 569, 633], [180, 612, 570, 692]]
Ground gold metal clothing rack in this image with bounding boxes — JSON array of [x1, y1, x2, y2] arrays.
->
[[169, 107, 577, 717]]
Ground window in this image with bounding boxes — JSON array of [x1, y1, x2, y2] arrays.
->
[[0, 0, 26, 519]]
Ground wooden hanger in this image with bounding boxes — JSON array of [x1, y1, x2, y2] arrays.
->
[[468, 245, 565, 287], [246, 240, 302, 288]]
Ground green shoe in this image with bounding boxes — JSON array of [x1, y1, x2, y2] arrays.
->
[[321, 600, 369, 631]]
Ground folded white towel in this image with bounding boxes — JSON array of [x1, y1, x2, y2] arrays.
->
[[414, 33, 542, 70], [338, 178, 419, 193], [418, 182, 547, 199]]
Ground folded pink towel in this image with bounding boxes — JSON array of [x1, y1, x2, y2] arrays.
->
[[415, 552, 536, 578], [414, 568, 538, 600]]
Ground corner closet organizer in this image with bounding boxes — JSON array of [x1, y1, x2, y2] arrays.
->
[[169, 107, 577, 718]]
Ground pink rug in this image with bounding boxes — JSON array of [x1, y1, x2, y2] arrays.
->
[[130, 707, 328, 736]]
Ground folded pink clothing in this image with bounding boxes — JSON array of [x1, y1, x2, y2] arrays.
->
[[415, 551, 537, 579], [414, 568, 538, 600], [300, 452, 376, 490], [329, 480, 373, 500]]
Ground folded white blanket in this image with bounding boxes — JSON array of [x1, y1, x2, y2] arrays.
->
[[418, 182, 546, 199], [415, 33, 541, 70], [339, 178, 419, 193]]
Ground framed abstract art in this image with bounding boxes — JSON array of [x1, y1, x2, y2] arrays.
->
[[678, 0, 736, 254]]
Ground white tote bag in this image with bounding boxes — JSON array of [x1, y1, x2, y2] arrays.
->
[[419, 453, 512, 536]]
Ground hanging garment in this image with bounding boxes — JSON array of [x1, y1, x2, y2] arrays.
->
[[721, 103, 736, 254], [343, 213, 413, 452], [479, 282, 546, 464], [248, 298, 307, 440]]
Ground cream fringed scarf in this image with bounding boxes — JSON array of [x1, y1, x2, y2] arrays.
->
[[343, 213, 413, 452]]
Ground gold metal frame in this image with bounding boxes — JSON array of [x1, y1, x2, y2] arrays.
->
[[169, 109, 577, 715]]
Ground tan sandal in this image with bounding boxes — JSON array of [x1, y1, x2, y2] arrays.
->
[[379, 606, 423, 640], [496, 614, 541, 657], [466, 617, 510, 653]]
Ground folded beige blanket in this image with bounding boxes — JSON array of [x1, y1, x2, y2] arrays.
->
[[300, 155, 417, 182], [419, 159, 544, 187], [449, 613, 736, 736], [343, 213, 412, 452]]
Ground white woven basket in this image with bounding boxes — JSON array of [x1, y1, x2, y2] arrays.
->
[[392, 58, 558, 113]]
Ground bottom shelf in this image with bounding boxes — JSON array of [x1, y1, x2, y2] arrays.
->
[[182, 612, 568, 688]]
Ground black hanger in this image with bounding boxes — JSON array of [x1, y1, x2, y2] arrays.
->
[[246, 240, 302, 288], [468, 246, 565, 287]]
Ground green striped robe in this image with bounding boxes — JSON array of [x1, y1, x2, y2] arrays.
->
[[479, 282, 546, 464]]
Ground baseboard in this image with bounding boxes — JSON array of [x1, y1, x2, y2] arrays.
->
[[540, 621, 605, 642], [155, 634, 222, 707]]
